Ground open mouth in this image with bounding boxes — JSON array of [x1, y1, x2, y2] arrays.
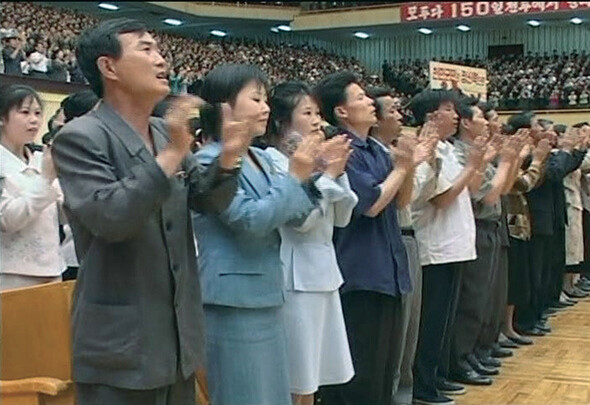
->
[[156, 72, 168, 81]]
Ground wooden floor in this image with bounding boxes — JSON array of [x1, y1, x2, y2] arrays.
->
[[457, 298, 590, 405]]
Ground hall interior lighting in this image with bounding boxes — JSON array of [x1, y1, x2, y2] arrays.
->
[[98, 3, 119, 10], [210, 29, 227, 37]]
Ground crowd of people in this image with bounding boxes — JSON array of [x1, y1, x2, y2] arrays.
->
[[0, 2, 372, 90], [2, 15, 590, 405], [383, 50, 590, 110], [5, 2, 590, 113]]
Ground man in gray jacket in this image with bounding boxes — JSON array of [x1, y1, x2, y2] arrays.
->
[[52, 18, 250, 405]]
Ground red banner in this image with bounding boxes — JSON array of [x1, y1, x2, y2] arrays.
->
[[401, 2, 590, 22]]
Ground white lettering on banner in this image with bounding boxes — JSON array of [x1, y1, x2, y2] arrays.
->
[[477, 2, 491, 15], [401, 1, 590, 22], [518, 1, 532, 12], [505, 2, 520, 13], [419, 4, 431, 19], [430, 4, 444, 19], [491, 2, 505, 14], [406, 5, 418, 21], [546, 1, 559, 9], [461, 2, 474, 17]]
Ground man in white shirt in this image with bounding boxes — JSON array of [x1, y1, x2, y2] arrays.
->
[[27, 41, 49, 79], [409, 89, 484, 405]]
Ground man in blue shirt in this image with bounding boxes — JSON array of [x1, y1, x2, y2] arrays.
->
[[314, 71, 415, 405]]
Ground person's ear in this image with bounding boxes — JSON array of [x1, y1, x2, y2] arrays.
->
[[96, 55, 118, 83], [334, 105, 347, 122]]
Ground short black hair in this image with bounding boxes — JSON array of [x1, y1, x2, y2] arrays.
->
[[366, 86, 392, 120], [76, 18, 147, 98], [554, 123, 567, 136], [0, 84, 43, 122], [266, 80, 314, 147], [314, 70, 359, 126], [199, 63, 269, 141], [456, 96, 480, 120], [506, 111, 535, 134], [477, 100, 496, 120], [573, 121, 590, 128], [62, 90, 99, 122], [408, 89, 457, 126]]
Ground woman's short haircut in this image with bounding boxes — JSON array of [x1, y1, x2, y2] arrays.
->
[[199, 63, 269, 142]]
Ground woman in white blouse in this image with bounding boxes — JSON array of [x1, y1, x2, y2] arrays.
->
[[0, 84, 63, 291], [265, 81, 358, 405]]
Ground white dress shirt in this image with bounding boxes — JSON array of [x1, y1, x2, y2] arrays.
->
[[28, 51, 49, 73], [0, 145, 64, 277], [412, 140, 477, 266]]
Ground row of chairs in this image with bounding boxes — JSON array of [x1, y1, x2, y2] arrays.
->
[[0, 281, 208, 405]]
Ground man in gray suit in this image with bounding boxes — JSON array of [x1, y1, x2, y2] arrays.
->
[[51, 18, 250, 405]]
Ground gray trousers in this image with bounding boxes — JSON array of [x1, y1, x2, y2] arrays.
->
[[76, 373, 196, 405], [392, 234, 423, 405], [450, 220, 500, 371]]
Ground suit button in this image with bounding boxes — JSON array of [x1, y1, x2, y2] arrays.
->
[[165, 220, 173, 231], [172, 264, 179, 272]]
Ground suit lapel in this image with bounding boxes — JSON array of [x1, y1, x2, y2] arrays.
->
[[94, 101, 151, 162], [240, 148, 272, 199]]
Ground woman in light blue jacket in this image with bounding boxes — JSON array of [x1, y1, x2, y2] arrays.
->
[[192, 65, 324, 405], [265, 81, 358, 405]]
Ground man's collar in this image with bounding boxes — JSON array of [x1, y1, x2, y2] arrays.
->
[[338, 127, 369, 148]]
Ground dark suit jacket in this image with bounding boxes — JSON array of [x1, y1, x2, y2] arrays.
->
[[527, 149, 586, 236], [51, 102, 238, 390]]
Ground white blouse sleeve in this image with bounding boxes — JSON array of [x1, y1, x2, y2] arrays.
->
[[0, 175, 60, 233]]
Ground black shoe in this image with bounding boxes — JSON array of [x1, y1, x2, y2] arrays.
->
[[499, 338, 519, 349], [543, 308, 558, 316], [507, 334, 533, 345], [436, 379, 466, 396], [480, 356, 502, 368], [550, 301, 570, 309], [520, 327, 546, 336], [450, 370, 493, 386], [565, 289, 589, 299], [534, 321, 551, 333], [413, 393, 456, 405], [466, 354, 500, 376], [492, 347, 514, 358]]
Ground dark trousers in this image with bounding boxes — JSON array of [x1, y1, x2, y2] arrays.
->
[[413, 262, 462, 399], [437, 262, 464, 381], [477, 246, 508, 354], [516, 234, 552, 329], [450, 221, 499, 371], [76, 373, 196, 405], [319, 291, 404, 405]]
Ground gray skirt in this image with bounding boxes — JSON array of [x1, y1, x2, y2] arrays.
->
[[204, 305, 291, 405]]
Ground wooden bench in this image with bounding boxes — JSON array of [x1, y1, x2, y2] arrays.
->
[[0, 280, 210, 404], [1, 281, 76, 405]]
